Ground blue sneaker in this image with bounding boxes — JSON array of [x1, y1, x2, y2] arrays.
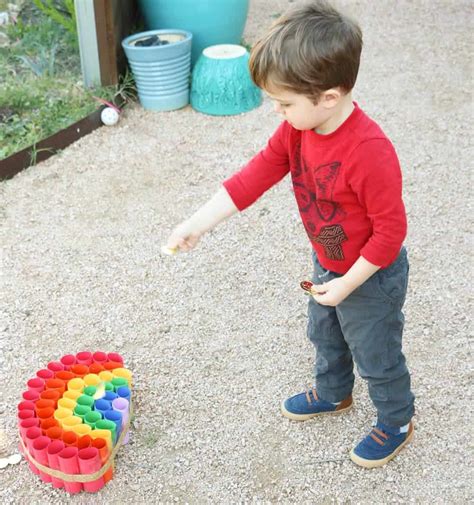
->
[[281, 386, 353, 421], [350, 421, 414, 468]]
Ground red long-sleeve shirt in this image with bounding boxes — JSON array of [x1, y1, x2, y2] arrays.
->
[[223, 103, 407, 274]]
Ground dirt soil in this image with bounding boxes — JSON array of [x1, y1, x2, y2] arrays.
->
[[0, 0, 472, 503]]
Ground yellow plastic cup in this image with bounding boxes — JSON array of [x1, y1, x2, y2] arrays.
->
[[54, 408, 73, 422], [68, 377, 85, 393], [112, 368, 133, 387], [61, 415, 83, 431], [90, 429, 113, 450], [83, 373, 101, 387], [71, 423, 92, 437], [58, 397, 76, 411], [98, 371, 114, 383], [63, 390, 82, 401]]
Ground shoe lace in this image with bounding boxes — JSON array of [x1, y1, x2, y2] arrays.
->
[[303, 385, 319, 405], [369, 427, 389, 446]]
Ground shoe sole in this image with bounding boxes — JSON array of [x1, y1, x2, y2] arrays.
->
[[280, 400, 353, 421], [349, 426, 414, 468]]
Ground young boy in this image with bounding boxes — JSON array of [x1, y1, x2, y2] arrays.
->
[[165, 0, 415, 468]]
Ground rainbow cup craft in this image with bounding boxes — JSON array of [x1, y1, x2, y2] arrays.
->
[[17, 351, 133, 494]]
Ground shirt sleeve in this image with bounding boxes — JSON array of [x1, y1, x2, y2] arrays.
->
[[222, 121, 291, 211], [348, 139, 407, 267]]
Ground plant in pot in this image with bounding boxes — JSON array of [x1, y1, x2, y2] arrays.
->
[[122, 29, 193, 111], [137, 0, 250, 65]]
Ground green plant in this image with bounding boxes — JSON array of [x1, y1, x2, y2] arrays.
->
[[31, 0, 76, 35], [17, 43, 58, 77]]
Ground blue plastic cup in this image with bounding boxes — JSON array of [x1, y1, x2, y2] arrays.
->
[[94, 399, 111, 417], [104, 391, 118, 402], [116, 386, 131, 402], [104, 410, 123, 441]]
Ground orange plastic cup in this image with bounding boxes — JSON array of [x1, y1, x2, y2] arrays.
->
[[62, 430, 78, 447], [45, 378, 66, 396], [71, 364, 89, 377], [35, 399, 55, 413], [46, 426, 63, 440], [55, 370, 75, 382], [103, 361, 122, 371], [40, 417, 59, 431], [89, 363, 104, 374], [91, 438, 113, 483], [37, 407, 55, 421]]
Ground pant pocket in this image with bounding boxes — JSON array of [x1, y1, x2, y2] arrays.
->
[[376, 251, 409, 306]]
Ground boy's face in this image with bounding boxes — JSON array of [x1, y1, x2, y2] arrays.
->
[[265, 85, 337, 133]]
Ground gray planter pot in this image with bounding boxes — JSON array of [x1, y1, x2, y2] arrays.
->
[[122, 30, 192, 111]]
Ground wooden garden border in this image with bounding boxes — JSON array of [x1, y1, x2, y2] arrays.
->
[[0, 106, 105, 181], [0, 0, 140, 181]]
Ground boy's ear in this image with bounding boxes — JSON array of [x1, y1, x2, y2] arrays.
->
[[321, 88, 342, 108]]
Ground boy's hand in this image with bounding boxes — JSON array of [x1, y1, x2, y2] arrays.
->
[[165, 220, 202, 252], [311, 277, 355, 306]]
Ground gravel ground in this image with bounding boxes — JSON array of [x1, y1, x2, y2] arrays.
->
[[0, 1, 472, 503]]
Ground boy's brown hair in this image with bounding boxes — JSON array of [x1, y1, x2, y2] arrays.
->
[[249, 0, 363, 101]]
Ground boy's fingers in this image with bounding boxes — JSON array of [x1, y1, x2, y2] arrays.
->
[[311, 283, 327, 294]]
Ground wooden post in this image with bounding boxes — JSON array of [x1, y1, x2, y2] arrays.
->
[[75, 0, 140, 87]]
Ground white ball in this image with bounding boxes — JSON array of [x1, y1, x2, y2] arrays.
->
[[101, 107, 120, 126]]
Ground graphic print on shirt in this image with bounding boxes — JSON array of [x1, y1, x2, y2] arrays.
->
[[292, 142, 348, 261]]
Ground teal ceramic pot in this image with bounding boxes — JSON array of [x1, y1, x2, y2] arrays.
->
[[138, 0, 249, 65], [122, 30, 192, 111], [191, 44, 261, 116]]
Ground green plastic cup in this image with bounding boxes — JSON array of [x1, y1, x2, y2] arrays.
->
[[84, 410, 102, 428], [83, 386, 97, 397], [105, 382, 115, 392], [74, 404, 92, 420], [77, 395, 94, 408], [95, 419, 117, 444], [111, 377, 128, 391]]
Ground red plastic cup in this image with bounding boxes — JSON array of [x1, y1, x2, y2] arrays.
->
[[88, 363, 104, 374], [45, 378, 65, 396], [71, 364, 89, 377], [62, 431, 78, 447], [46, 426, 63, 440], [18, 410, 35, 421], [91, 438, 113, 483], [60, 354, 76, 370], [22, 390, 40, 402], [19, 418, 40, 440], [18, 400, 36, 412], [40, 417, 59, 431], [27, 377, 45, 393], [107, 352, 123, 364], [76, 351, 93, 365], [24, 427, 42, 475], [55, 370, 75, 382], [47, 440, 65, 488], [58, 446, 82, 494], [47, 361, 64, 373], [32, 436, 53, 483], [78, 447, 105, 492], [103, 361, 122, 371], [92, 351, 107, 364], [36, 368, 54, 380]]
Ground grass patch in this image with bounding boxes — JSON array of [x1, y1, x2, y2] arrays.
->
[[0, 4, 135, 160]]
